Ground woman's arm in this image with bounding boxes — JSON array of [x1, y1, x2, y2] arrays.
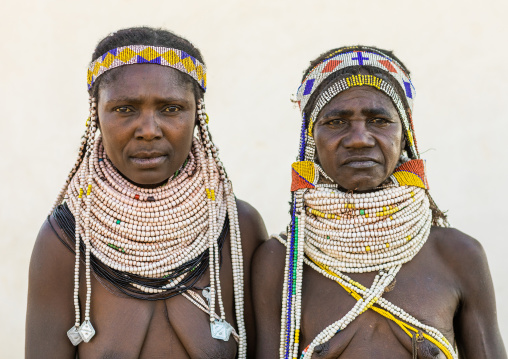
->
[[252, 237, 286, 359], [236, 199, 268, 358], [448, 229, 507, 358], [26, 216, 77, 359]]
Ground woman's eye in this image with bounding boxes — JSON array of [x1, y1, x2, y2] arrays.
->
[[163, 106, 181, 113], [370, 118, 389, 125], [114, 107, 132, 113], [328, 119, 346, 126]]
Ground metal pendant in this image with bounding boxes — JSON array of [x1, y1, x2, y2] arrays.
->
[[67, 326, 83, 346], [78, 320, 96, 343], [202, 287, 211, 303], [210, 319, 233, 341]]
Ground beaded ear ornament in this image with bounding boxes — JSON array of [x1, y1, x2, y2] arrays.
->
[[51, 46, 247, 357], [280, 47, 457, 359]]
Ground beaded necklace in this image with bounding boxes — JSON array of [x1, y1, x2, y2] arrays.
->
[[279, 181, 456, 359], [51, 202, 228, 301], [56, 102, 246, 354], [281, 46, 454, 359], [50, 45, 247, 357]]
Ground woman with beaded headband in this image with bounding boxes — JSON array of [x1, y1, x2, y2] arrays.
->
[[253, 46, 506, 359], [26, 27, 266, 358]]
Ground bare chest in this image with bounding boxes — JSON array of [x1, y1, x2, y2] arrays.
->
[[298, 254, 459, 359], [74, 252, 237, 358]]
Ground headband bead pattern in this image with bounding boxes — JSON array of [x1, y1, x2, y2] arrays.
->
[[87, 45, 207, 91], [296, 48, 415, 116]]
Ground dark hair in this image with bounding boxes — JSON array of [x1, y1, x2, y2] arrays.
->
[[89, 27, 205, 102], [300, 45, 411, 122]]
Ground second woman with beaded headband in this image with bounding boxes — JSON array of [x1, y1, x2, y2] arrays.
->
[[252, 46, 506, 358], [26, 27, 267, 358]]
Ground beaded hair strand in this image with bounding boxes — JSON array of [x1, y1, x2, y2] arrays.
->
[[50, 104, 94, 215], [196, 99, 247, 357], [65, 95, 99, 344]]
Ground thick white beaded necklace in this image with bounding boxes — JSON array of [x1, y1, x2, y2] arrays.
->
[[52, 97, 247, 357], [67, 137, 225, 284], [304, 185, 432, 273], [279, 183, 457, 359]]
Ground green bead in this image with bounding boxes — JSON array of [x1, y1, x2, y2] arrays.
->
[[116, 219, 121, 224], [360, 210, 365, 215]]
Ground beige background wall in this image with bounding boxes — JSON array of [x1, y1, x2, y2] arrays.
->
[[1, 0, 507, 356]]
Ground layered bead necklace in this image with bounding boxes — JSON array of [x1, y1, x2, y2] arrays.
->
[[279, 181, 457, 359], [54, 98, 246, 357]]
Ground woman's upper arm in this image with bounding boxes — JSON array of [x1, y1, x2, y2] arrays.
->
[[26, 216, 77, 359], [451, 230, 507, 358], [252, 237, 286, 359], [236, 199, 268, 358]]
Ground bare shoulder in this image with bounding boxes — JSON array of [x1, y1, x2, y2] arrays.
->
[[252, 235, 287, 356], [26, 215, 76, 357], [252, 235, 287, 287], [430, 226, 487, 266], [235, 198, 268, 258], [430, 229, 507, 357], [28, 214, 75, 307], [254, 235, 286, 264], [252, 235, 287, 292], [30, 215, 75, 279], [428, 226, 490, 294]]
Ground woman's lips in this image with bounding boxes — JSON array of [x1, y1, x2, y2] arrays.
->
[[343, 160, 378, 168], [130, 155, 167, 169]]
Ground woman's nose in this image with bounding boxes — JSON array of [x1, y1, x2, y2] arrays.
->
[[135, 111, 163, 141], [342, 122, 375, 149]]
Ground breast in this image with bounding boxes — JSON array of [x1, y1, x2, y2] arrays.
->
[[76, 273, 238, 359], [298, 260, 456, 359], [300, 313, 447, 359]]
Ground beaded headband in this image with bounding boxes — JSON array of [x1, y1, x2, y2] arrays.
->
[[296, 47, 419, 159], [87, 45, 207, 91], [296, 47, 414, 115]]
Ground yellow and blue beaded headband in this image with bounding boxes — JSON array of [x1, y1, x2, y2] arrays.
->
[[296, 47, 419, 160], [87, 45, 207, 91]]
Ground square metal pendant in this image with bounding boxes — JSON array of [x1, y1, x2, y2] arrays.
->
[[67, 326, 83, 346], [210, 319, 233, 341], [78, 320, 96, 343]]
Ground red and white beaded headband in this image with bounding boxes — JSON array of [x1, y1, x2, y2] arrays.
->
[[296, 48, 415, 115], [87, 45, 207, 91]]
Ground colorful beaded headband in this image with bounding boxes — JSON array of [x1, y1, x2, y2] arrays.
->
[[296, 47, 414, 115], [87, 45, 207, 91], [296, 47, 419, 159]]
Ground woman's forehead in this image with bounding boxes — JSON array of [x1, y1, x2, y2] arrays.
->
[[98, 64, 193, 101], [319, 86, 399, 117]]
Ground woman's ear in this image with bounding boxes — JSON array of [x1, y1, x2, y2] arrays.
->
[[400, 135, 406, 153], [314, 151, 321, 166]]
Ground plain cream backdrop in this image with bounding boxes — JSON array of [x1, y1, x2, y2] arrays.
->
[[1, 0, 507, 356]]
